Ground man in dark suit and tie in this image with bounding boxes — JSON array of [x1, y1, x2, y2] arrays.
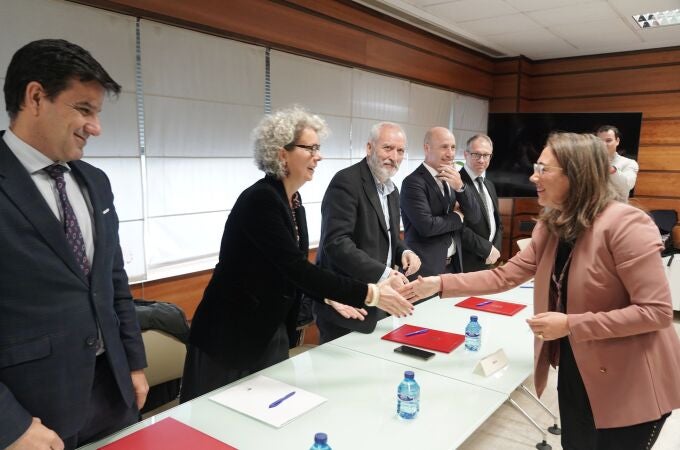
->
[[0, 39, 147, 450], [400, 127, 480, 277], [313, 122, 421, 343], [460, 134, 503, 272]]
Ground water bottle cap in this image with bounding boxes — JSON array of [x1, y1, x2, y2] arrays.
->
[[404, 370, 414, 379], [470, 315, 478, 322], [314, 433, 328, 444]]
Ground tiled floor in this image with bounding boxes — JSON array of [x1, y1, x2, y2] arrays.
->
[[458, 316, 680, 450]]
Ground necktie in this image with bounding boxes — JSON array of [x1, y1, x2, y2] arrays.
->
[[441, 180, 451, 212], [44, 164, 91, 276], [476, 177, 489, 218]]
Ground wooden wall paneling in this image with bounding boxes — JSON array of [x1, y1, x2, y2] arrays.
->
[[365, 37, 493, 96], [493, 58, 520, 74], [288, 0, 495, 72], [489, 98, 518, 113], [73, 0, 493, 96], [630, 197, 680, 219], [492, 74, 518, 98], [521, 92, 680, 118], [512, 198, 540, 215], [497, 198, 514, 216], [134, 270, 213, 320], [640, 119, 680, 145], [638, 146, 680, 171], [635, 172, 680, 198], [528, 47, 680, 75], [527, 65, 680, 99]]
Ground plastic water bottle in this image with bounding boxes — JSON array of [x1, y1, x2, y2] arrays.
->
[[465, 315, 482, 351], [397, 370, 420, 419], [309, 432, 332, 450]]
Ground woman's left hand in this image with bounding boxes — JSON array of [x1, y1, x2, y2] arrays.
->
[[526, 312, 570, 341]]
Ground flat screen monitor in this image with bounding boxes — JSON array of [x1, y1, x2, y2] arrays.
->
[[486, 112, 642, 197]]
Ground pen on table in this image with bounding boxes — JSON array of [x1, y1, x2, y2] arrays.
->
[[268, 391, 296, 408], [476, 300, 493, 307], [520, 285, 534, 289], [404, 328, 429, 337]]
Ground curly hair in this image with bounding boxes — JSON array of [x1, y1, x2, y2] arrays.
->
[[253, 106, 328, 178], [538, 132, 616, 242]]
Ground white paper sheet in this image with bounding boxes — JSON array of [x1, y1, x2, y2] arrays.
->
[[209, 375, 327, 428]]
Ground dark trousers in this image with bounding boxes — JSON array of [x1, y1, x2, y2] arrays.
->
[[179, 324, 289, 403], [63, 355, 139, 450], [558, 338, 670, 450]]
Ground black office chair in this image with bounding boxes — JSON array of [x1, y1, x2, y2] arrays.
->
[[650, 209, 678, 256]]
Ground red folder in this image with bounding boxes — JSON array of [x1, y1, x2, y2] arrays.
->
[[98, 417, 238, 450], [381, 324, 464, 353], [455, 297, 526, 316]]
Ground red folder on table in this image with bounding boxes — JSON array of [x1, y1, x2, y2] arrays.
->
[[455, 297, 526, 316], [98, 417, 238, 450], [381, 324, 464, 353]]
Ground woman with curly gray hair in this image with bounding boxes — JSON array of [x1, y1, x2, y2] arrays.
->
[[181, 107, 415, 402]]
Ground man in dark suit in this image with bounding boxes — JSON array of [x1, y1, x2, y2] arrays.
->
[[314, 122, 421, 343], [401, 127, 480, 277], [0, 39, 147, 450], [460, 134, 503, 272]]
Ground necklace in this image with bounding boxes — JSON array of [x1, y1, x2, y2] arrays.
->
[[551, 244, 574, 313]]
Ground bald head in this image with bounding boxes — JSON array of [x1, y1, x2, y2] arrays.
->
[[423, 127, 456, 169]]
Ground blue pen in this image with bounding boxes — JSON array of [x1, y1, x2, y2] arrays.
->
[[476, 300, 493, 306], [404, 328, 429, 337], [521, 285, 534, 289], [268, 391, 296, 408]]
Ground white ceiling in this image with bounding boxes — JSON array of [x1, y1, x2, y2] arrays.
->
[[354, 0, 680, 59]]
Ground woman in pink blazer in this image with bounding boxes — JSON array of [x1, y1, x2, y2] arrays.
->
[[407, 132, 680, 450]]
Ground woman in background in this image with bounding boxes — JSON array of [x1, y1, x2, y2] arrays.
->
[[406, 132, 680, 450], [180, 106, 413, 402]]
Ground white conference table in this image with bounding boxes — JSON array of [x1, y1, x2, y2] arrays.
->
[[329, 285, 536, 395], [80, 344, 507, 450]]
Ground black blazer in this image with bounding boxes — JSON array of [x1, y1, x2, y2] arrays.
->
[[400, 163, 480, 276], [460, 169, 503, 272], [188, 176, 367, 369], [314, 159, 409, 334], [0, 133, 146, 447]]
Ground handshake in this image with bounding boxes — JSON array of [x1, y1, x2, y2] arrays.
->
[[326, 273, 444, 322]]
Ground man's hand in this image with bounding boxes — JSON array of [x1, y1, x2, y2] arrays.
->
[[436, 164, 464, 191], [130, 370, 149, 410], [401, 252, 421, 277], [7, 418, 64, 450], [326, 299, 368, 321], [485, 246, 501, 265]]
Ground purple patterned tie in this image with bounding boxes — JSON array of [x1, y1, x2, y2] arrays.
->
[[44, 164, 91, 276]]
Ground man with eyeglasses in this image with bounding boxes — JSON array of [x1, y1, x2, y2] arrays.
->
[[401, 127, 480, 279], [313, 122, 421, 343], [596, 125, 638, 201], [460, 134, 503, 272]]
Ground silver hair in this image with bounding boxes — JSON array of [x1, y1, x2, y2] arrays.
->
[[368, 122, 407, 149], [465, 133, 493, 152], [253, 106, 328, 178]]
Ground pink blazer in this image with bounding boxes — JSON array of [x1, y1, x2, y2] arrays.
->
[[441, 202, 680, 428]]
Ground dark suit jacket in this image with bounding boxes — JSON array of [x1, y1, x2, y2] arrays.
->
[[460, 169, 503, 272], [189, 175, 367, 369], [314, 159, 409, 337], [0, 133, 146, 447], [400, 163, 480, 276]]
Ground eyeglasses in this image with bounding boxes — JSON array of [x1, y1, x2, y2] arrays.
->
[[533, 162, 563, 175], [468, 152, 492, 161], [286, 143, 321, 155]]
